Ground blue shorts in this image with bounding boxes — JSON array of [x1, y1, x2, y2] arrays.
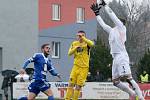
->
[[28, 80, 51, 95]]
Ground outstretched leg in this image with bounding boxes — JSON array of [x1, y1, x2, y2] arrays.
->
[[113, 77, 136, 96], [43, 88, 54, 100], [127, 78, 144, 100]]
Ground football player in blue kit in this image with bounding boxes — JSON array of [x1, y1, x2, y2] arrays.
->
[[18, 43, 61, 100]]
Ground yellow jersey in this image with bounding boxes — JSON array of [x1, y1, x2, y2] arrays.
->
[[68, 37, 94, 67]]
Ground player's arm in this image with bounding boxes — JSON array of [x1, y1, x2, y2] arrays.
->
[[47, 60, 61, 80], [82, 36, 94, 47], [90, 3, 112, 33], [20, 53, 37, 74], [22, 54, 37, 69], [102, 0, 123, 28], [68, 43, 78, 56], [96, 16, 112, 33]]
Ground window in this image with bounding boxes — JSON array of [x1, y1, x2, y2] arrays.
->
[[0, 48, 2, 71], [76, 7, 85, 23], [52, 4, 61, 21], [52, 42, 60, 58]]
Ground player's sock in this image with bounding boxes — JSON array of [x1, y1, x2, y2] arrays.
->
[[114, 81, 136, 96], [65, 87, 73, 100], [73, 89, 80, 100], [48, 96, 54, 100], [18, 96, 28, 100], [129, 79, 144, 100]]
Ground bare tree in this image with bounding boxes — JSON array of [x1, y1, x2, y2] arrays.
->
[[97, 0, 150, 63], [122, 0, 150, 62]]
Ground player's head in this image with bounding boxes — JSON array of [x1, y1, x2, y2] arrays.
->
[[76, 30, 86, 42], [41, 43, 50, 56], [119, 18, 126, 25]]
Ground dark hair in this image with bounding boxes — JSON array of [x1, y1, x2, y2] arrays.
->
[[119, 18, 126, 25], [78, 30, 86, 35], [78, 30, 85, 33], [41, 43, 50, 49]]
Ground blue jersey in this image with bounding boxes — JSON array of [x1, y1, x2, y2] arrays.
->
[[22, 53, 58, 81]]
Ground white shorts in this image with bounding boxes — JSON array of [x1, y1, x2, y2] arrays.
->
[[112, 53, 131, 80]]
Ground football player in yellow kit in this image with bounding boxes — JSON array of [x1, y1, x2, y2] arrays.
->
[[65, 30, 94, 100]]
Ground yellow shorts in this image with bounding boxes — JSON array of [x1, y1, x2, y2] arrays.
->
[[69, 65, 89, 86]]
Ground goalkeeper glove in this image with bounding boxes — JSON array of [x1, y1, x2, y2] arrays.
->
[[90, 3, 101, 16], [99, 0, 106, 6]]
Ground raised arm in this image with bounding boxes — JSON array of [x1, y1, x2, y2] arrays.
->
[[96, 15, 112, 33], [82, 36, 94, 47], [104, 5, 124, 28], [90, 3, 112, 33]]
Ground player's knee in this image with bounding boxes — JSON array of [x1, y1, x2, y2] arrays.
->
[[28, 95, 36, 100], [27, 97, 34, 100], [126, 75, 133, 80], [44, 89, 53, 96], [126, 77, 133, 82], [46, 92, 53, 97], [113, 79, 120, 86], [75, 85, 82, 90]]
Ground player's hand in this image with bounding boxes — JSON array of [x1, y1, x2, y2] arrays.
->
[[19, 69, 26, 74], [100, 0, 106, 6], [77, 33, 83, 37], [90, 3, 101, 16], [74, 46, 81, 50]]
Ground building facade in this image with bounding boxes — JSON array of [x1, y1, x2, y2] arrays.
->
[[0, 0, 38, 99], [39, 0, 97, 81]]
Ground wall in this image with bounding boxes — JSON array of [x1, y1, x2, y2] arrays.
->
[[0, 0, 38, 99]]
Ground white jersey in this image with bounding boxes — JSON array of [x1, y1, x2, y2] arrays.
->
[[96, 5, 128, 57], [109, 26, 127, 55]]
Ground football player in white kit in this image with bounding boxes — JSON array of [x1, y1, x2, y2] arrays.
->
[[90, 0, 144, 100]]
